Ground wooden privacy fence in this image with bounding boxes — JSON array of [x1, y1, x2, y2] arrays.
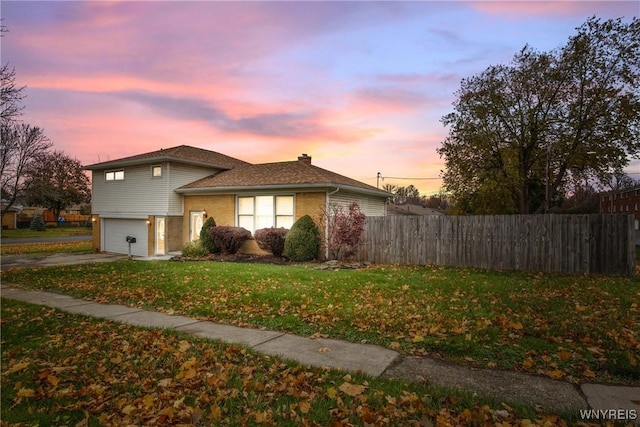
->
[[358, 214, 635, 276]]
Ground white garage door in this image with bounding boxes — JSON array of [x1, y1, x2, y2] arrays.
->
[[102, 218, 148, 257]]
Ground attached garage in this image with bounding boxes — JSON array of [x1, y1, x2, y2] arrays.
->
[[102, 218, 148, 257]]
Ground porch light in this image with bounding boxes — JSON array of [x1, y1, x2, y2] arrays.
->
[[203, 209, 207, 218]]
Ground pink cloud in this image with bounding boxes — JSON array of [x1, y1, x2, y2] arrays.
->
[[468, 1, 636, 18]]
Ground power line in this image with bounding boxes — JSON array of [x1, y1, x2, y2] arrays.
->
[[381, 176, 442, 180]]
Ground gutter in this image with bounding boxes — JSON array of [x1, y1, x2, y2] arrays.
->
[[325, 187, 341, 259], [175, 183, 390, 198]]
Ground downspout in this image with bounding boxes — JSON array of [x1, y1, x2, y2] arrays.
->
[[325, 187, 340, 259]]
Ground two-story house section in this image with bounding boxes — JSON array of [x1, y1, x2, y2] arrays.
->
[[84, 145, 249, 257]]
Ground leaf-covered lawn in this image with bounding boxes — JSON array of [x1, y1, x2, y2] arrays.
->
[[2, 261, 639, 386], [0, 240, 92, 255], [1, 299, 576, 426], [1, 227, 91, 239]]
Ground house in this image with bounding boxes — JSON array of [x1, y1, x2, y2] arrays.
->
[[599, 185, 640, 228], [1, 202, 20, 230], [598, 185, 640, 245], [84, 145, 389, 257], [387, 203, 445, 216]]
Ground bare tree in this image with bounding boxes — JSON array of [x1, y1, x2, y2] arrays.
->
[[1, 124, 52, 218], [1, 63, 25, 127]]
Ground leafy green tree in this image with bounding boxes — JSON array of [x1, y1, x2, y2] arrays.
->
[[439, 17, 640, 214], [24, 151, 90, 220]]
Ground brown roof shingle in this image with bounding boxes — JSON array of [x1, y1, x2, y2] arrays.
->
[[179, 160, 388, 196], [84, 145, 250, 170]]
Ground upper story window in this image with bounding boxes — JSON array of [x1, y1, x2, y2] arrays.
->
[[152, 165, 162, 178], [105, 170, 124, 181], [238, 195, 294, 234]]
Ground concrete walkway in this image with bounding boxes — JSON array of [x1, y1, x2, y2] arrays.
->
[[2, 283, 639, 416]]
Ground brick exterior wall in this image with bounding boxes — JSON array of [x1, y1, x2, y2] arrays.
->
[[599, 186, 640, 230], [184, 191, 328, 255]]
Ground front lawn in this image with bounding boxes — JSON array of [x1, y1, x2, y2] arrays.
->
[[0, 240, 92, 256], [0, 299, 577, 426], [1, 227, 92, 239], [2, 260, 638, 386]]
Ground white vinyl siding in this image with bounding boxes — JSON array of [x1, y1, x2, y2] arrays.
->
[[91, 162, 222, 216], [328, 190, 387, 217]]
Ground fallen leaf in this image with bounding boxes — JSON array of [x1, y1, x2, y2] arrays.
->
[[412, 335, 425, 343], [6, 362, 29, 374], [299, 400, 311, 414], [558, 349, 572, 361], [339, 382, 366, 397], [327, 387, 338, 399], [17, 388, 35, 398]]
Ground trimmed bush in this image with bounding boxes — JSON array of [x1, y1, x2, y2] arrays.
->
[[199, 217, 218, 253], [284, 215, 321, 262], [181, 240, 209, 258], [30, 214, 46, 231], [255, 227, 288, 257], [210, 226, 251, 254]]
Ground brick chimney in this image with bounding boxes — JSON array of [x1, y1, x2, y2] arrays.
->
[[298, 153, 311, 165]]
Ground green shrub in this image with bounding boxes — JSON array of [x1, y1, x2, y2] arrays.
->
[[199, 217, 218, 253], [284, 215, 321, 262], [210, 226, 251, 254], [30, 214, 46, 231], [255, 227, 288, 257], [181, 240, 209, 257]]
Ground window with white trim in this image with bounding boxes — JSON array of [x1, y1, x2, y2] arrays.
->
[[238, 195, 294, 234], [105, 170, 124, 181], [152, 165, 162, 177]]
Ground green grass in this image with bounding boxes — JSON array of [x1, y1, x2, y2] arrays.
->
[[1, 227, 91, 239], [3, 260, 639, 386], [1, 298, 579, 426], [0, 240, 92, 255]]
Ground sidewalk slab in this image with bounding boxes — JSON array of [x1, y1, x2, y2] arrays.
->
[[383, 356, 587, 411], [176, 321, 284, 347], [582, 384, 640, 411], [253, 334, 399, 377], [62, 302, 143, 318], [1, 287, 94, 309], [109, 310, 201, 329]]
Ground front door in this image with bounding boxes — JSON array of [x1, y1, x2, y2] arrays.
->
[[190, 211, 204, 241], [156, 217, 165, 255]]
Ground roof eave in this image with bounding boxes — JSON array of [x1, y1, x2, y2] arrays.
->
[[176, 183, 391, 198], [83, 156, 234, 171]]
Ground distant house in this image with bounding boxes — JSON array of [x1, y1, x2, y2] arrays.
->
[[84, 145, 389, 257], [387, 203, 445, 216], [1, 202, 20, 230], [599, 185, 640, 230]]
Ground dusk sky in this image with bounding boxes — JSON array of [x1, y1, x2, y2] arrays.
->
[[2, 1, 638, 195]]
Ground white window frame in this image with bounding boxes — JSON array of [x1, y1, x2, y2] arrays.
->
[[151, 165, 162, 178], [105, 169, 124, 181], [237, 195, 294, 234]]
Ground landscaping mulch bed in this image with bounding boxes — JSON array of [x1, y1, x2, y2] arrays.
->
[[170, 253, 370, 269]]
